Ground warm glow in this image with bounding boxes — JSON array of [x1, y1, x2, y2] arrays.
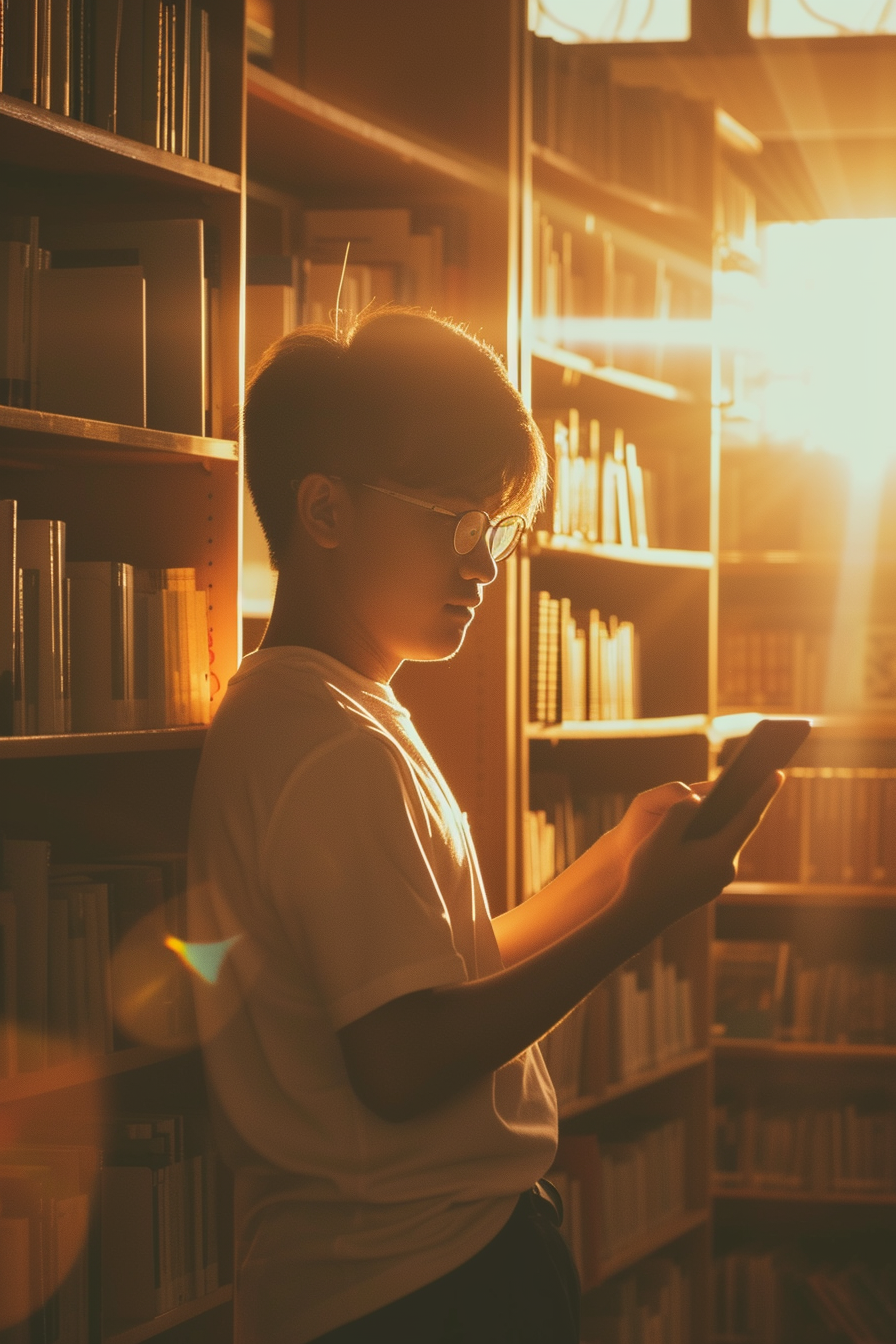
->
[[756, 220, 896, 478], [749, 0, 896, 38], [528, 0, 689, 43]]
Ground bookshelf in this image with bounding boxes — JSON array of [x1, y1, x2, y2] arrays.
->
[[514, 24, 723, 1342], [0, 0, 245, 1337], [713, 445, 896, 1332]]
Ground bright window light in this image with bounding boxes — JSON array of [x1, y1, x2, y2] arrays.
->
[[749, 0, 896, 38], [758, 220, 896, 477], [529, 0, 690, 43]]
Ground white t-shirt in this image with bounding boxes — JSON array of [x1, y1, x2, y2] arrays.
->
[[187, 646, 557, 1343]]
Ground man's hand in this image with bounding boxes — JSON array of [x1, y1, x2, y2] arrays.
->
[[601, 781, 709, 876]]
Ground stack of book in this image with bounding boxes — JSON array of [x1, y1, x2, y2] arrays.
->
[[0, 500, 213, 737], [555, 1119, 687, 1274], [102, 1113, 219, 1328], [0, 839, 193, 1076], [719, 627, 829, 713], [539, 413, 654, 549], [0, 0, 212, 159], [531, 44, 711, 215], [715, 1099, 896, 1193], [737, 768, 896, 885], [0, 213, 219, 435], [714, 939, 896, 1045], [584, 1257, 690, 1344], [540, 936, 695, 1107], [529, 590, 640, 726]]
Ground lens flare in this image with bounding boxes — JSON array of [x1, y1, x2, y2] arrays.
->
[[164, 934, 241, 985]]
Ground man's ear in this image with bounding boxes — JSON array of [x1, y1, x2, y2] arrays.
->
[[294, 474, 351, 551]]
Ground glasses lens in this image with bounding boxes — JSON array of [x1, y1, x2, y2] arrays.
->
[[487, 518, 524, 561], [454, 512, 487, 555]]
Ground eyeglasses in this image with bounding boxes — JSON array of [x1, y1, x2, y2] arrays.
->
[[362, 483, 527, 562]]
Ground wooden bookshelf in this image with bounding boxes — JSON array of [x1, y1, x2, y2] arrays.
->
[[528, 532, 714, 569], [104, 1287, 234, 1344], [713, 1187, 896, 1208], [531, 142, 706, 229], [0, 728, 207, 759], [0, 3, 245, 1339], [718, 881, 896, 908], [0, 406, 238, 464], [559, 1048, 710, 1121], [531, 341, 696, 404], [526, 715, 710, 741], [713, 1040, 896, 1064], [0, 94, 242, 193], [596, 1208, 709, 1287], [0, 1046, 185, 1104]]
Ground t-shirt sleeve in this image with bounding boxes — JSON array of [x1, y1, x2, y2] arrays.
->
[[260, 729, 467, 1029]]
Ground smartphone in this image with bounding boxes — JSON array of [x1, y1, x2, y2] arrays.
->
[[683, 718, 811, 841]]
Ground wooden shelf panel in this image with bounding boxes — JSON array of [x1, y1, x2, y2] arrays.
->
[[0, 406, 238, 465], [104, 1286, 233, 1344], [593, 1208, 709, 1288], [719, 881, 896, 908], [713, 1185, 896, 1207], [0, 95, 240, 193], [560, 1049, 710, 1121], [531, 342, 695, 403], [714, 1040, 896, 1064], [247, 68, 504, 196], [0, 1046, 184, 1104], [712, 712, 896, 741], [527, 714, 709, 741], [0, 728, 207, 759], [529, 532, 713, 570], [531, 143, 706, 229], [720, 550, 896, 572]]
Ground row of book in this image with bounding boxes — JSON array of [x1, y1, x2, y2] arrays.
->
[[581, 1257, 690, 1344], [553, 1119, 688, 1275], [737, 769, 896, 886], [713, 940, 896, 1045], [0, 213, 220, 435], [245, 206, 466, 367], [0, 501, 212, 736], [0, 840, 192, 1076], [540, 936, 696, 1107], [532, 43, 712, 215], [719, 627, 829, 714], [523, 779, 630, 898], [529, 591, 640, 726], [0, 1119, 219, 1342], [715, 1099, 896, 1193], [714, 1246, 896, 1344], [538, 411, 655, 549], [0, 0, 212, 161]]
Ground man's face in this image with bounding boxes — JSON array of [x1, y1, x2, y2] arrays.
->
[[332, 480, 503, 669]]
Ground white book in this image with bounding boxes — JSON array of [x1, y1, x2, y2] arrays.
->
[[613, 432, 633, 548], [0, 240, 32, 406], [68, 562, 136, 732], [17, 520, 66, 734], [47, 897, 72, 1065]]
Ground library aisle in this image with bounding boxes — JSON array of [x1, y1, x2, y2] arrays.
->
[[2, 2, 896, 1341]]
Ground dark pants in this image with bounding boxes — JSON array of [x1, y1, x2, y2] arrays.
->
[[310, 1183, 581, 1344]]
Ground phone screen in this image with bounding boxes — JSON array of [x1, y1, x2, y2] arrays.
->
[[683, 718, 811, 841]]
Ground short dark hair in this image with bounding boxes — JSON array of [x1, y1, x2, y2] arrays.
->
[[243, 307, 548, 568]]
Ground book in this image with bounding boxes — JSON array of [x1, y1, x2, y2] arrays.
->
[[45, 219, 207, 435], [135, 567, 210, 727], [0, 890, 16, 1077], [16, 519, 66, 735], [68, 561, 136, 732], [36, 263, 147, 425], [0, 498, 15, 735], [0, 236, 32, 408], [246, 254, 299, 370], [713, 940, 790, 1040]]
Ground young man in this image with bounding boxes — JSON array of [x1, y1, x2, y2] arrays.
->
[[188, 310, 779, 1344]]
